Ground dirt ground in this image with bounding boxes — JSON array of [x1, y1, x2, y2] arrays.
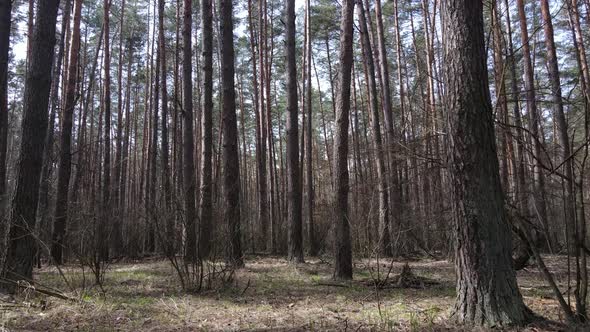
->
[[0, 255, 578, 331]]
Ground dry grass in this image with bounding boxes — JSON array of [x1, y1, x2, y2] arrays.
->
[[0, 255, 576, 331]]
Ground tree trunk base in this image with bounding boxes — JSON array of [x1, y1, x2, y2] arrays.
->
[[451, 289, 536, 327]]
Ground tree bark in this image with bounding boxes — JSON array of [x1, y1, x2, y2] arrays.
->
[[182, 0, 197, 262], [51, 0, 83, 265], [0, 0, 12, 265], [332, 0, 355, 280], [198, 0, 213, 259], [220, 0, 243, 267], [37, 0, 71, 264], [158, 0, 173, 256], [285, 0, 303, 263], [3, 0, 61, 284], [442, 0, 533, 326], [305, 0, 317, 256], [101, 0, 112, 262]]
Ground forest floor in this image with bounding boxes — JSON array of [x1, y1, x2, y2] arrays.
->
[[0, 255, 575, 331]]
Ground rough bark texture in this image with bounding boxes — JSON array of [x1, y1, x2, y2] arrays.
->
[[183, 0, 197, 262], [332, 0, 355, 280], [51, 0, 83, 265], [442, 0, 532, 327], [220, 0, 244, 267], [37, 0, 71, 263], [198, 0, 213, 259], [3, 0, 61, 284], [285, 0, 303, 263], [0, 0, 12, 266]]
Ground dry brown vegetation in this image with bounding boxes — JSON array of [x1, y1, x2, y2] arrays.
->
[[0, 256, 575, 331]]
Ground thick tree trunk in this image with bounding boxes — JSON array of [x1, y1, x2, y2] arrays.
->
[[332, 0, 355, 280], [51, 0, 83, 265], [285, 0, 303, 263], [220, 0, 243, 267], [37, 0, 71, 264], [3, 0, 61, 284], [442, 0, 533, 326]]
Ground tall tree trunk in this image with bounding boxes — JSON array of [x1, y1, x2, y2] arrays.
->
[[158, 0, 172, 255], [285, 0, 303, 264], [3, 0, 61, 285], [332, 0, 355, 280], [101, 0, 112, 263], [250, 0, 269, 253], [198, 0, 213, 259], [148, 5, 159, 254], [51, 0, 83, 265], [305, 0, 317, 256], [443, 0, 533, 326], [37, 0, 71, 263], [183, 0, 197, 262], [220, 0, 243, 267], [0, 0, 12, 265], [264, 0, 276, 256]]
